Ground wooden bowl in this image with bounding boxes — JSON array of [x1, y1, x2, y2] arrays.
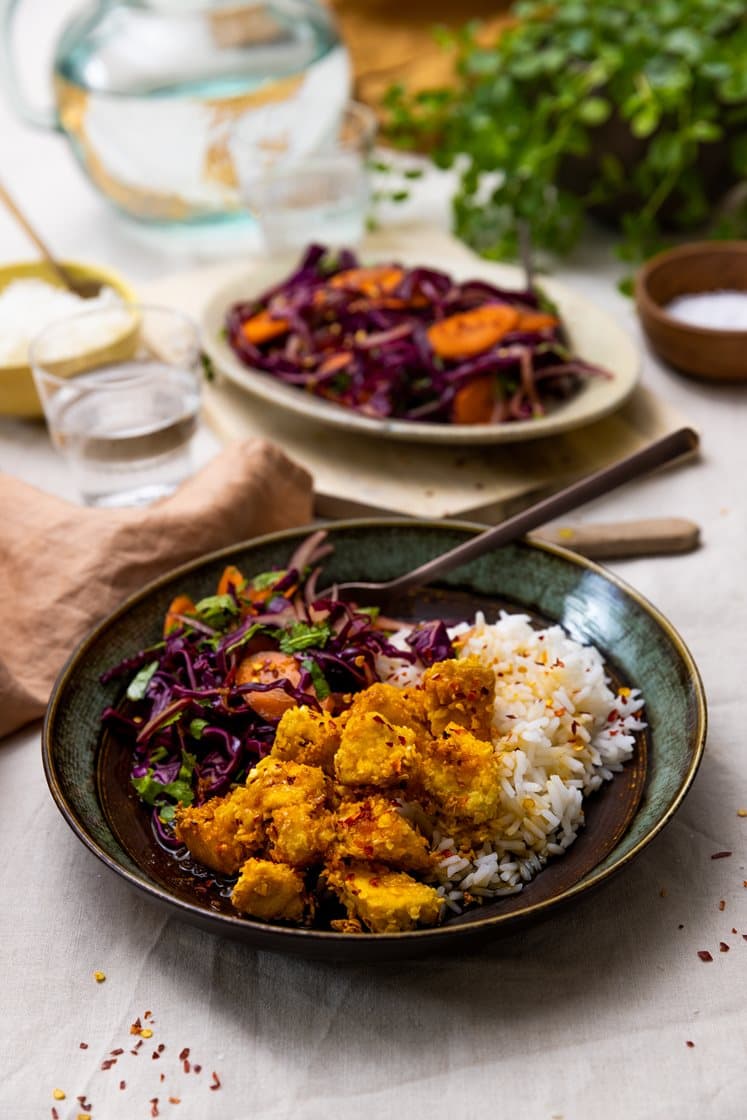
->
[[635, 241, 747, 381], [0, 260, 138, 418]]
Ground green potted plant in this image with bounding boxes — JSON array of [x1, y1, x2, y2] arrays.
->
[[384, 0, 747, 270]]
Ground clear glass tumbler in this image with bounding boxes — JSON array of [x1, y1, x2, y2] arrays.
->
[[30, 304, 202, 508], [231, 100, 378, 251]]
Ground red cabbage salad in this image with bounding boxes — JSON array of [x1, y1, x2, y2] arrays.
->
[[100, 532, 454, 847], [225, 244, 610, 425]]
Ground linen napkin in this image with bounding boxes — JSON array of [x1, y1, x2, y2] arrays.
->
[[0, 439, 314, 738]]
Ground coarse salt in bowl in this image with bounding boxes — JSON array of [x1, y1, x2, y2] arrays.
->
[[634, 240, 747, 382]]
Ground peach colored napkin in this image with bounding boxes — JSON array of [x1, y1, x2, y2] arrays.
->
[[0, 439, 314, 738]]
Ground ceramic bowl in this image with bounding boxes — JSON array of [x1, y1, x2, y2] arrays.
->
[[43, 520, 706, 961], [635, 240, 747, 381], [0, 260, 138, 418]]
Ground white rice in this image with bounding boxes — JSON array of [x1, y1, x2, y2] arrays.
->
[[379, 611, 645, 911]]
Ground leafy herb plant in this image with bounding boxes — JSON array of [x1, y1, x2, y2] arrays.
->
[[384, 0, 747, 264]]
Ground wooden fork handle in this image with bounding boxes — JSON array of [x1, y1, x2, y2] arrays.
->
[[530, 517, 700, 559]]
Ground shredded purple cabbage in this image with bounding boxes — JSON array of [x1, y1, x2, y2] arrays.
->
[[225, 244, 611, 425]]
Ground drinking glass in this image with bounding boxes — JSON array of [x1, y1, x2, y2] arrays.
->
[[30, 304, 202, 508], [231, 100, 377, 250]]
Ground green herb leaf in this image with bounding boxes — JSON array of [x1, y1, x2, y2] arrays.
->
[[189, 718, 209, 739], [195, 594, 240, 628], [301, 657, 331, 701], [278, 621, 333, 654], [251, 569, 287, 591], [126, 660, 159, 702]]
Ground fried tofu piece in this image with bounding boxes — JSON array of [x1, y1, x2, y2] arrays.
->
[[175, 785, 263, 875], [420, 656, 495, 739], [417, 722, 502, 826], [334, 711, 418, 788], [348, 682, 427, 735], [333, 795, 432, 872], [268, 804, 335, 867], [231, 858, 306, 922], [323, 862, 441, 933], [246, 756, 330, 814], [271, 706, 342, 774]]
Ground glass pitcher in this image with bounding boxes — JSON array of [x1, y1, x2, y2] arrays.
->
[[1, 0, 351, 225]]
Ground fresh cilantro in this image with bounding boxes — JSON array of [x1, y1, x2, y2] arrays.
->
[[251, 569, 287, 591], [195, 593, 240, 628], [189, 718, 209, 740], [224, 626, 263, 658], [131, 750, 196, 810], [301, 658, 331, 701], [159, 804, 176, 823], [357, 606, 380, 621], [126, 660, 158, 702], [278, 621, 333, 654]]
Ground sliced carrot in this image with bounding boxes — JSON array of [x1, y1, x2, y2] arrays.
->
[[452, 375, 497, 425], [164, 594, 197, 637], [241, 308, 289, 346], [318, 350, 353, 376], [329, 266, 404, 299], [217, 564, 246, 597], [516, 310, 560, 332], [236, 650, 302, 721], [427, 304, 520, 361]]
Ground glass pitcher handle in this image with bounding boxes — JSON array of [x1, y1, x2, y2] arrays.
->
[[0, 0, 61, 130]]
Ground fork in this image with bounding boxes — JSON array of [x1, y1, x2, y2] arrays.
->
[[321, 426, 698, 608]]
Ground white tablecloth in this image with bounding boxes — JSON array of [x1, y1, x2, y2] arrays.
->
[[2, 8, 747, 1117]]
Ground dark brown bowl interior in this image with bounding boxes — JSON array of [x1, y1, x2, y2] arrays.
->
[[635, 240, 747, 381]]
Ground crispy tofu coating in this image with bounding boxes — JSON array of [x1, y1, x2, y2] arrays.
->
[[176, 756, 330, 873], [271, 705, 342, 774], [333, 795, 432, 872], [247, 755, 329, 814], [417, 722, 503, 827], [334, 711, 418, 788], [420, 655, 495, 739], [268, 804, 334, 867], [174, 785, 263, 875], [323, 862, 441, 933], [231, 858, 306, 922], [348, 682, 428, 735]]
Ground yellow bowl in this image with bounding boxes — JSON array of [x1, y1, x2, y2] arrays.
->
[[0, 260, 139, 418]]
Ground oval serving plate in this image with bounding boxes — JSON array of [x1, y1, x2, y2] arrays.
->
[[43, 521, 706, 961], [201, 252, 640, 446]]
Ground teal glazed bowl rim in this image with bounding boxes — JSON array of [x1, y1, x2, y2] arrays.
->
[[43, 518, 707, 961]]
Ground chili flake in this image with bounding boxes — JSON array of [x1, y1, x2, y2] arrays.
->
[[150, 1099, 160, 1117], [719, 900, 726, 911], [685, 1040, 695, 1048], [210, 1071, 222, 1091], [79, 1043, 88, 1050], [51, 1110, 59, 1120], [193, 1064, 202, 1074], [710, 851, 732, 860], [119, 1081, 126, 1091], [697, 950, 713, 962], [719, 942, 729, 952], [179, 1048, 190, 1061], [169, 1097, 181, 1105]]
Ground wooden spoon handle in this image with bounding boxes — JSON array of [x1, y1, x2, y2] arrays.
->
[[530, 517, 700, 558], [0, 179, 74, 291]]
